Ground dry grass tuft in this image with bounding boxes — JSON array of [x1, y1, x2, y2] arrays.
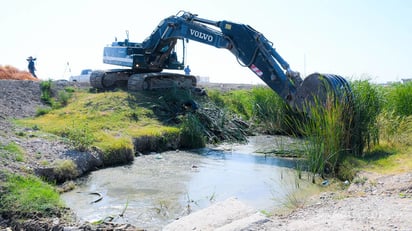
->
[[0, 65, 38, 81]]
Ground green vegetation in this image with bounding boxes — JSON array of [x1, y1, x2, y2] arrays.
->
[[0, 142, 25, 162], [54, 159, 79, 180], [208, 87, 292, 134], [208, 80, 412, 181], [288, 96, 352, 181], [17, 80, 412, 182], [19, 90, 180, 164], [350, 80, 382, 155], [40, 80, 53, 105], [180, 113, 206, 148], [40, 80, 74, 109], [384, 82, 412, 117], [0, 173, 64, 218]]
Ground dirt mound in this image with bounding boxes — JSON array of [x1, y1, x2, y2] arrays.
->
[[0, 65, 38, 81]]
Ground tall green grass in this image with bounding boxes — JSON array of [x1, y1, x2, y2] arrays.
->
[[179, 113, 206, 148], [250, 87, 291, 134], [384, 82, 412, 117], [378, 88, 412, 147], [287, 94, 353, 181], [350, 80, 382, 155], [208, 87, 291, 134]]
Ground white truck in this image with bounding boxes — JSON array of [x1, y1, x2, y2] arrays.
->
[[69, 69, 92, 83]]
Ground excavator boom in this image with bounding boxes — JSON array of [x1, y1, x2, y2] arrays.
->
[[91, 11, 352, 111]]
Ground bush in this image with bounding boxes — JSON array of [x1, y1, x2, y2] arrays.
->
[[56, 90, 71, 107], [40, 80, 53, 105], [35, 107, 52, 116]]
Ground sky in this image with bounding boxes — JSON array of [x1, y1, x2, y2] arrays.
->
[[1, 0, 411, 84]]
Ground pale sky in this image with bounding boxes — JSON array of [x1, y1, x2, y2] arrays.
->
[[1, 0, 411, 84]]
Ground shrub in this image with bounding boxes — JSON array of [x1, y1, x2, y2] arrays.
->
[[56, 90, 71, 107], [35, 107, 52, 116], [40, 80, 53, 105]]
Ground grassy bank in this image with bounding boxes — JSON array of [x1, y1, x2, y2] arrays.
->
[[18, 85, 249, 165], [0, 172, 64, 218], [2, 79, 411, 227]]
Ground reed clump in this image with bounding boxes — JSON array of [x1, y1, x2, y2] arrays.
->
[[288, 93, 353, 181]]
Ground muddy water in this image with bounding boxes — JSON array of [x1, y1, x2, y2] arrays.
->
[[61, 135, 307, 230]]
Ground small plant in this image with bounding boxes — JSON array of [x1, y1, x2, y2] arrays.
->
[[35, 107, 52, 116], [352, 176, 368, 185], [64, 86, 75, 93], [40, 80, 53, 105], [65, 123, 94, 151], [56, 90, 71, 107], [15, 131, 25, 137], [54, 159, 79, 180], [336, 157, 360, 181]]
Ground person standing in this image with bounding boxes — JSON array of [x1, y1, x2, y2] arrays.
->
[[184, 65, 191, 75], [26, 56, 37, 78]]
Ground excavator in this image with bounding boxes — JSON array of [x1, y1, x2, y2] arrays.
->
[[90, 11, 351, 111]]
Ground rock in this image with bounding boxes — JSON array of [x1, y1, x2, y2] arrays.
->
[[163, 197, 269, 231]]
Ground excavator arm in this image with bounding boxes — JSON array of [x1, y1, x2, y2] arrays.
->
[[140, 11, 300, 102], [141, 11, 351, 109], [94, 11, 351, 110]]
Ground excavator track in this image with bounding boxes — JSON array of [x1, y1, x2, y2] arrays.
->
[[294, 73, 352, 112], [90, 69, 132, 90], [91, 70, 197, 91], [128, 72, 197, 91]]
